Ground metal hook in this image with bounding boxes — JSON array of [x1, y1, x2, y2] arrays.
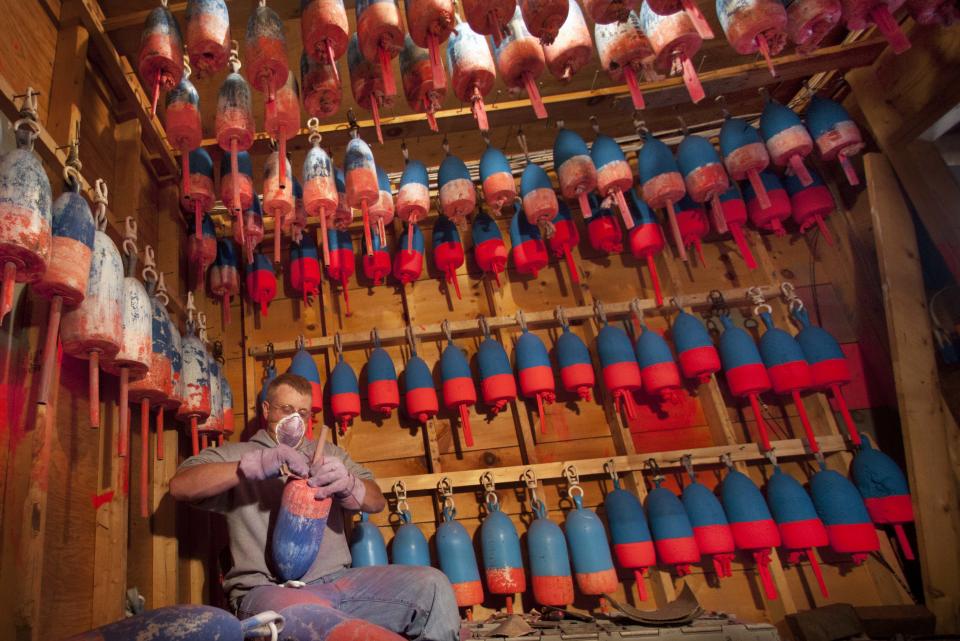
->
[[603, 459, 618, 483], [715, 94, 731, 118], [629, 298, 645, 325], [442, 135, 450, 155], [371, 328, 381, 348], [720, 452, 734, 469], [516, 128, 529, 160], [123, 217, 139, 258], [186, 291, 196, 327], [764, 447, 778, 467], [593, 300, 608, 325], [589, 115, 599, 135], [155, 271, 170, 307], [676, 114, 690, 136], [480, 471, 495, 493], [441, 319, 453, 343], [478, 316, 490, 340], [515, 309, 527, 333], [334, 333, 343, 360], [266, 342, 276, 367], [228, 40, 241, 72], [405, 324, 418, 354], [681, 454, 696, 481], [747, 286, 772, 317], [555, 306, 569, 331], [522, 468, 541, 510], [646, 457, 663, 479], [632, 112, 647, 137], [708, 290, 729, 317], [307, 118, 322, 146]]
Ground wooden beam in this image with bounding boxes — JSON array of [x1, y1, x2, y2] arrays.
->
[[864, 152, 960, 633], [46, 18, 89, 145]]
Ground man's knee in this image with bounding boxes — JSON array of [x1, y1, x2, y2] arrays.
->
[[279, 604, 405, 641]]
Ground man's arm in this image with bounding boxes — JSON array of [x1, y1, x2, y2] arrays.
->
[[359, 479, 386, 513], [169, 462, 243, 502]]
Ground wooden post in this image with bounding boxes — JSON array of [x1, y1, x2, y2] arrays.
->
[[863, 153, 960, 633], [46, 1, 89, 145]]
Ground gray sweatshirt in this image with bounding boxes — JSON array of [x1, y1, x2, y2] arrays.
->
[[178, 429, 374, 610]]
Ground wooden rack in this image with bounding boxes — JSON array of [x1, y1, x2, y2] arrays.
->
[[247, 285, 774, 357], [374, 435, 848, 493]]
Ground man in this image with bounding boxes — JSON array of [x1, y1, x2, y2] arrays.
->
[[170, 372, 460, 641]]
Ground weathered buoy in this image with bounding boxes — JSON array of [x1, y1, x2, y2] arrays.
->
[[479, 145, 516, 214], [263, 150, 295, 265], [302, 122, 337, 266], [216, 45, 256, 241], [480, 475, 526, 612], [553, 125, 597, 217], [438, 148, 477, 226], [564, 466, 618, 610], [185, 0, 231, 76], [677, 131, 730, 235], [326, 228, 355, 316], [176, 311, 211, 456], [63, 605, 283, 641], [245, 1, 289, 102], [646, 472, 700, 575], [759, 95, 814, 187], [520, 160, 559, 229], [806, 94, 864, 186], [719, 112, 771, 210], [397, 152, 431, 244], [638, 127, 687, 260], [138, 3, 184, 116], [345, 132, 380, 257], [436, 481, 484, 612], [590, 128, 636, 230], [525, 471, 574, 607]]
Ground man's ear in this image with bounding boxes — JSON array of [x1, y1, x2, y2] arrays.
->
[[261, 400, 269, 420]]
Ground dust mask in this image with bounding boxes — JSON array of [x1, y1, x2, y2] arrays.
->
[[273, 413, 306, 449]]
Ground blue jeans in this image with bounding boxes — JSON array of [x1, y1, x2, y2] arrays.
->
[[237, 565, 461, 641]]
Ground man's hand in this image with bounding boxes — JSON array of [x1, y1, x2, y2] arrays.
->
[[238, 445, 310, 481], [307, 458, 366, 509]]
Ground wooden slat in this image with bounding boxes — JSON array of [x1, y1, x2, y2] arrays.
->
[[46, 15, 89, 145], [863, 152, 960, 633]]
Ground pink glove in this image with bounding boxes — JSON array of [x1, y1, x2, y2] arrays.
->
[[307, 457, 366, 509], [239, 445, 309, 481]]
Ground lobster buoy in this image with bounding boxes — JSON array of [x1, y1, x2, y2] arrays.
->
[[220, 150, 255, 220], [718, 184, 757, 269], [596, 318, 642, 420], [345, 134, 379, 258], [187, 212, 217, 291], [245, 1, 289, 102], [273, 479, 334, 582], [527, 500, 574, 607], [392, 505, 432, 566], [162, 307, 184, 452], [765, 465, 830, 597], [371, 166, 395, 246], [681, 467, 735, 579], [638, 129, 687, 261], [586, 194, 623, 254], [210, 238, 240, 326], [166, 72, 202, 206], [198, 356, 223, 449], [217, 47, 255, 246], [441, 330, 477, 447], [806, 94, 864, 187], [63, 605, 283, 641], [718, 315, 773, 450], [185, 0, 231, 77], [549, 201, 581, 285], [676, 132, 730, 236], [809, 465, 879, 565], [565, 485, 618, 603], [759, 96, 814, 187], [510, 203, 549, 278], [138, 3, 184, 116], [362, 226, 392, 286], [520, 161, 559, 228], [515, 316, 555, 433], [719, 112, 772, 210], [183, 148, 216, 241], [674, 195, 709, 266], [671, 308, 720, 383], [288, 345, 323, 430], [367, 335, 400, 417], [634, 317, 683, 404], [177, 329, 211, 456], [626, 190, 664, 305], [605, 468, 656, 600], [403, 344, 438, 425], [438, 151, 477, 226], [472, 212, 508, 287], [591, 132, 635, 230], [436, 501, 485, 609], [245, 251, 276, 316], [646, 479, 700, 575], [351, 512, 389, 567], [850, 436, 915, 560], [331, 350, 361, 435], [326, 228, 355, 316], [477, 327, 517, 414], [239, 195, 266, 268], [479, 145, 517, 214], [783, 168, 835, 245], [222, 371, 235, 440], [743, 170, 791, 236], [393, 223, 425, 285], [480, 489, 526, 611], [289, 234, 322, 305], [757, 307, 823, 453], [555, 317, 594, 401], [397, 157, 431, 245], [553, 126, 597, 218], [432, 216, 465, 300], [720, 467, 781, 599]]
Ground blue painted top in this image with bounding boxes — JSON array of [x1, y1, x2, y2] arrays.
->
[[627, 190, 656, 226], [250, 251, 275, 275], [721, 469, 775, 525], [638, 131, 681, 182], [516, 328, 552, 370], [565, 496, 615, 574], [376, 165, 392, 193], [556, 326, 592, 368], [590, 134, 628, 171], [150, 295, 174, 358], [606, 482, 653, 544], [758, 311, 808, 368], [634, 324, 675, 368], [288, 346, 321, 384], [509, 204, 543, 245], [189, 148, 215, 179], [400, 159, 429, 187], [597, 323, 637, 367], [215, 238, 239, 268], [368, 347, 398, 384], [783, 165, 827, 195], [0, 149, 52, 225], [438, 153, 472, 187], [766, 466, 820, 524], [350, 513, 389, 566], [741, 170, 786, 203], [672, 309, 714, 352], [327, 228, 355, 253], [166, 76, 200, 109], [50, 191, 95, 247], [436, 518, 482, 584], [217, 71, 252, 113], [404, 354, 434, 390], [791, 307, 844, 365], [335, 166, 347, 195], [186, 0, 229, 24], [850, 436, 910, 500], [677, 134, 723, 176], [646, 484, 696, 540], [441, 339, 473, 381], [479, 146, 512, 182], [805, 95, 854, 139], [221, 149, 253, 178], [303, 145, 334, 184], [345, 137, 376, 172], [521, 161, 553, 195], [638, 2, 671, 38], [554, 128, 592, 168], [718, 316, 763, 370], [472, 212, 505, 245], [492, 6, 533, 57], [392, 516, 432, 566], [481, 508, 524, 570], [759, 98, 804, 140], [399, 223, 425, 253], [259, 364, 276, 405], [143, 4, 183, 41], [331, 355, 360, 395], [433, 216, 462, 246], [719, 116, 763, 156], [201, 214, 216, 239], [246, 3, 286, 42], [478, 337, 513, 378], [810, 468, 872, 526], [682, 481, 730, 528], [291, 234, 320, 262]]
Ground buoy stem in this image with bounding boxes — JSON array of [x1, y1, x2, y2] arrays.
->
[[471, 86, 489, 132], [814, 215, 835, 246], [202, 432, 208, 450], [756, 35, 777, 77], [634, 569, 647, 601], [754, 551, 778, 600], [427, 33, 446, 90], [319, 210, 331, 266], [492, 267, 501, 288], [682, 0, 715, 38], [564, 249, 580, 285], [341, 274, 351, 316], [730, 224, 757, 270], [89, 351, 100, 428], [830, 384, 861, 445], [141, 398, 150, 518], [613, 189, 635, 229], [151, 69, 162, 117], [894, 524, 915, 561], [279, 129, 287, 191], [423, 95, 438, 133], [694, 239, 706, 267], [665, 200, 688, 261], [536, 393, 548, 434], [679, 53, 705, 104], [380, 45, 397, 97], [361, 199, 374, 257], [231, 139, 245, 245], [623, 65, 645, 111], [645, 255, 663, 306], [839, 154, 860, 186], [807, 549, 829, 598], [746, 168, 772, 210], [522, 72, 547, 119], [222, 292, 231, 327], [371, 96, 385, 143], [578, 191, 592, 219], [449, 267, 462, 299], [191, 416, 199, 456], [710, 192, 728, 234], [459, 403, 474, 447], [792, 390, 821, 453], [748, 394, 772, 451], [181, 152, 191, 207], [505, 595, 513, 615], [326, 39, 341, 84], [37, 295, 62, 406], [788, 154, 813, 187], [156, 407, 165, 461]]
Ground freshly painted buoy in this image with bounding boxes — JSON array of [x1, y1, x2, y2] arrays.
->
[[718, 315, 773, 450], [288, 345, 323, 419], [477, 329, 517, 414], [393, 223, 425, 285], [351, 512, 389, 567], [472, 212, 508, 286], [809, 466, 879, 565], [392, 505, 432, 566], [720, 468, 781, 599], [646, 480, 700, 575], [479, 145, 517, 213], [273, 479, 334, 581], [440, 331, 478, 446], [586, 194, 623, 254], [742, 170, 791, 235], [245, 251, 276, 316], [367, 337, 400, 417], [717, 183, 757, 269], [850, 436, 915, 560], [509, 203, 549, 277], [548, 201, 581, 285], [436, 504, 484, 608], [681, 470, 735, 579], [527, 500, 574, 607], [634, 319, 683, 403], [62, 604, 282, 641], [638, 129, 687, 261], [432, 216, 465, 299], [331, 351, 361, 434], [605, 472, 656, 599], [765, 465, 830, 597], [671, 308, 720, 383], [480, 491, 526, 610], [555, 321, 594, 401], [673, 194, 709, 266], [553, 126, 597, 217], [326, 228, 355, 316], [515, 320, 555, 433], [403, 347, 439, 425], [520, 161, 559, 228], [626, 190, 664, 305], [290, 234, 322, 305], [783, 167, 835, 245], [596, 320, 642, 420]]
